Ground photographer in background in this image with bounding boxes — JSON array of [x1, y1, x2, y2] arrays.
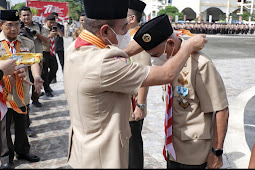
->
[[19, 6, 48, 137], [51, 12, 64, 77], [41, 14, 59, 98]]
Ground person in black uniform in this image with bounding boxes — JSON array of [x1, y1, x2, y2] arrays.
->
[[51, 12, 64, 83]]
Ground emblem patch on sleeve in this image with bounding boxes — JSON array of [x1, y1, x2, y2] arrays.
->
[[114, 56, 131, 63]]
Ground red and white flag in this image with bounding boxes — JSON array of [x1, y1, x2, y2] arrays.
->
[[50, 37, 55, 56], [163, 84, 176, 161]]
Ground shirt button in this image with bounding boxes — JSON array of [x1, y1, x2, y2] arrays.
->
[[126, 137, 128, 140]]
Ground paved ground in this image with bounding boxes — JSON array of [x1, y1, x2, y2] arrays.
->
[[9, 35, 255, 169]]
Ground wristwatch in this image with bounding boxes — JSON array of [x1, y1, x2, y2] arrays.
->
[[211, 147, 223, 156], [136, 103, 146, 110], [0, 69, 3, 80]]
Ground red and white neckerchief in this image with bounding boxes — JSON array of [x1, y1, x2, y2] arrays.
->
[[6, 40, 18, 54], [50, 37, 55, 56], [163, 83, 176, 161], [0, 81, 7, 121]]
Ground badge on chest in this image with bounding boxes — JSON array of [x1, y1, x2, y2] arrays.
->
[[177, 86, 190, 109]]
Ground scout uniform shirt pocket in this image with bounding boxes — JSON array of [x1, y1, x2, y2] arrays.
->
[[173, 87, 212, 141], [180, 123, 211, 141]]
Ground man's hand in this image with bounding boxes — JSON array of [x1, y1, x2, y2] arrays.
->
[[186, 34, 208, 53], [124, 40, 143, 57], [206, 152, 223, 169], [132, 106, 144, 121], [48, 30, 57, 38], [0, 59, 16, 76], [11, 68, 33, 86], [34, 76, 44, 94]]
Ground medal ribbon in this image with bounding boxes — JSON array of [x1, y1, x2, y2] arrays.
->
[[1, 40, 27, 114]]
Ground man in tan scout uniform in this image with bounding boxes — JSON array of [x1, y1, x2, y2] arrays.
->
[[133, 15, 229, 169], [127, 0, 151, 168], [64, 0, 207, 168], [0, 10, 42, 169], [72, 13, 86, 41]]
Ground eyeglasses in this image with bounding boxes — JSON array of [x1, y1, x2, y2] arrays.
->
[[4, 23, 20, 28], [127, 13, 135, 18]]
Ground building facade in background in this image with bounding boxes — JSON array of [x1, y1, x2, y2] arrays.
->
[[142, 0, 255, 22]]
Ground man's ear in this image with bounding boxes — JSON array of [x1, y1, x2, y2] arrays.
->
[[0, 22, 3, 31], [129, 15, 136, 24], [166, 38, 174, 47], [99, 24, 110, 43]]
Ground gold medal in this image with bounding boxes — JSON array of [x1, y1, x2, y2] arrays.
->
[[182, 71, 189, 77], [179, 100, 190, 109], [177, 94, 190, 109], [178, 76, 188, 85]]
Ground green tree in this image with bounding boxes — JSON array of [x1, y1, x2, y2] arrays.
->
[[157, 6, 183, 22], [241, 11, 252, 21], [11, 2, 26, 11], [230, 13, 239, 21], [219, 14, 226, 21]]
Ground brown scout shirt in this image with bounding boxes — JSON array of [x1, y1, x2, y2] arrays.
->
[[165, 39, 228, 165], [28, 22, 43, 53], [0, 31, 35, 108], [41, 24, 52, 52], [64, 37, 150, 168]]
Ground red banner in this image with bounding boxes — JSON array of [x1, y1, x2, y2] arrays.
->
[[26, 0, 69, 21]]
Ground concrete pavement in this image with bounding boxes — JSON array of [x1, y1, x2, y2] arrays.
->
[[9, 35, 255, 169]]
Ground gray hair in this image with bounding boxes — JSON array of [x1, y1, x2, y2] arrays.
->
[[0, 19, 6, 24], [84, 18, 116, 35]]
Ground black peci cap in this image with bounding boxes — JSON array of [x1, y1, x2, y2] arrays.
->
[[51, 12, 58, 16], [46, 14, 56, 21], [134, 14, 173, 51], [129, 0, 146, 13], [83, 0, 129, 19], [0, 10, 19, 21]]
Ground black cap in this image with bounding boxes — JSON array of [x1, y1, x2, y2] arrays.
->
[[134, 14, 173, 51], [0, 10, 19, 21], [46, 14, 56, 21], [83, 0, 129, 19], [51, 12, 58, 16], [129, 0, 146, 13]]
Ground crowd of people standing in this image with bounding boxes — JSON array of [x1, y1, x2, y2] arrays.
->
[[173, 22, 255, 35]]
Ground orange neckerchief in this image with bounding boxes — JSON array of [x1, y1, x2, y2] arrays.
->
[[129, 27, 140, 37], [1, 40, 27, 114], [75, 30, 106, 49], [177, 29, 195, 37]]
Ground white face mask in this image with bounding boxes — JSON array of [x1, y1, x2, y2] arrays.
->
[[107, 26, 131, 50], [151, 42, 175, 66]]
